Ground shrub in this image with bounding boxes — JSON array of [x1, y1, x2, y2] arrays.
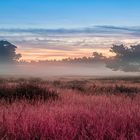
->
[[64, 80, 86, 92], [0, 82, 59, 103]]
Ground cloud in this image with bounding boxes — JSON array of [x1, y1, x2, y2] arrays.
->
[[1, 26, 140, 61]]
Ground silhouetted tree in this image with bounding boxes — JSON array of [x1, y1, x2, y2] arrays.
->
[[106, 44, 140, 72], [92, 52, 106, 62], [0, 40, 21, 63]]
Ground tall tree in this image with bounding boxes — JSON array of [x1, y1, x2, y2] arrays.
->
[[106, 44, 140, 72], [0, 40, 21, 63]]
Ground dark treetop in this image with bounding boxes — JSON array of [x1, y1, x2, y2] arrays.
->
[[0, 40, 21, 63]]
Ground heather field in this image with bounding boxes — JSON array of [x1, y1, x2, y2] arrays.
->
[[0, 78, 140, 140]]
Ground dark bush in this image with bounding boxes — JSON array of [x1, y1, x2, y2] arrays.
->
[[114, 85, 138, 94], [87, 84, 139, 97], [0, 82, 59, 103], [66, 80, 86, 92], [53, 80, 61, 87]]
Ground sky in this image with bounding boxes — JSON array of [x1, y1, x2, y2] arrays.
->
[[0, 0, 140, 28], [0, 0, 140, 61]]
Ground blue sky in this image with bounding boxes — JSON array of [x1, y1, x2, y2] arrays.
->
[[0, 0, 140, 28]]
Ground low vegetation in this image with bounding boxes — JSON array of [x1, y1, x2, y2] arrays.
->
[[0, 81, 58, 103], [0, 78, 139, 139]]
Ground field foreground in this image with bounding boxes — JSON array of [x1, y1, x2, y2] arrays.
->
[[0, 78, 140, 140]]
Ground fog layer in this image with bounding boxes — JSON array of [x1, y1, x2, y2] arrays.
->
[[0, 64, 138, 78]]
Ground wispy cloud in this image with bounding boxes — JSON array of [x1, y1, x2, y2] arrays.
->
[[1, 26, 140, 61]]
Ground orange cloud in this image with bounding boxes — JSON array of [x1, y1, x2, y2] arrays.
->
[[17, 47, 112, 62]]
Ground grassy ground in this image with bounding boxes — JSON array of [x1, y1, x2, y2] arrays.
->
[[0, 78, 140, 140]]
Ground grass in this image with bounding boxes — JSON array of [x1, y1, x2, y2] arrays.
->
[[52, 80, 140, 97], [0, 78, 140, 139]]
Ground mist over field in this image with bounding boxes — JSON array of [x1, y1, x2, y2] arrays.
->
[[0, 63, 139, 78]]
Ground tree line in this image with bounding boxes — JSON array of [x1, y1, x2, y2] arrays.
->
[[0, 40, 140, 72]]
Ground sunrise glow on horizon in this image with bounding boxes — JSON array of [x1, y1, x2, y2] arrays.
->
[[17, 47, 113, 62]]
